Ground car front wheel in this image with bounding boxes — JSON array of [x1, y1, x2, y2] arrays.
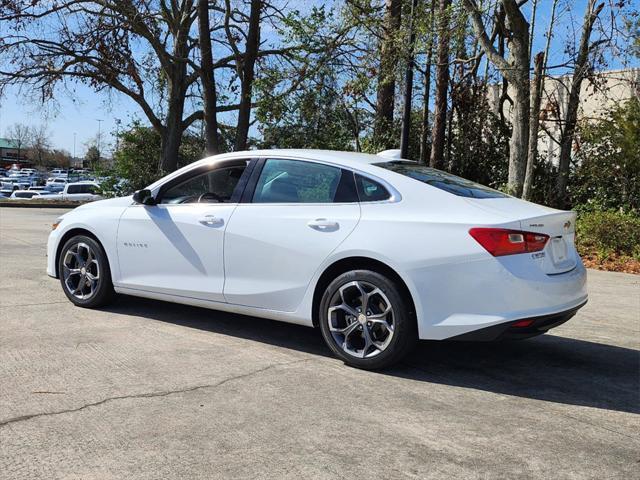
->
[[58, 235, 115, 308], [319, 270, 417, 370]]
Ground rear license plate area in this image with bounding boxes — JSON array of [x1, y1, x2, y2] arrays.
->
[[550, 237, 568, 264]]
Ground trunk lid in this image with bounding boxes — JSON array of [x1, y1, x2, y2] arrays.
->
[[465, 197, 578, 274]]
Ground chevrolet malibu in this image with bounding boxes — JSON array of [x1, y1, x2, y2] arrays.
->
[[47, 150, 587, 369]]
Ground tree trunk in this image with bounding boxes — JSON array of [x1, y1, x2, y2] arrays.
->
[[160, 28, 189, 172], [399, 0, 418, 159], [374, 0, 402, 147], [419, 0, 436, 164], [463, 0, 530, 195], [235, 0, 262, 151], [508, 78, 530, 196], [160, 82, 186, 172], [523, 52, 544, 201], [429, 0, 451, 169], [505, 2, 530, 196], [198, 0, 220, 156], [555, 0, 603, 208]]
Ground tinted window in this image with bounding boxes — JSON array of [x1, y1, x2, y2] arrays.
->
[[16, 192, 34, 198], [375, 161, 507, 199], [253, 159, 342, 203], [355, 175, 391, 202], [161, 166, 245, 204]]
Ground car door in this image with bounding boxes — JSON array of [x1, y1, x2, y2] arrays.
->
[[223, 157, 361, 312], [116, 159, 251, 302]]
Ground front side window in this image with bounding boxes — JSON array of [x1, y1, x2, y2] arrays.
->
[[252, 159, 343, 203], [375, 161, 507, 199], [160, 166, 246, 204]]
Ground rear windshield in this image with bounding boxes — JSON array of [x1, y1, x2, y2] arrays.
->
[[374, 161, 507, 199]]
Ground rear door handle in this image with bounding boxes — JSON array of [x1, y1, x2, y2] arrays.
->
[[199, 215, 224, 227], [307, 218, 339, 232]]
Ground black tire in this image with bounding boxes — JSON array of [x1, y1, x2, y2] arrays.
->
[[58, 235, 115, 308], [319, 269, 417, 370]]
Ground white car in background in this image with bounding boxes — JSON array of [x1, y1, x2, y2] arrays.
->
[[61, 181, 102, 201], [9, 190, 57, 200], [47, 150, 587, 369], [46, 177, 68, 191]]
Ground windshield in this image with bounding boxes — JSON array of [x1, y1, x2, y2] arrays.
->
[[374, 161, 507, 199]]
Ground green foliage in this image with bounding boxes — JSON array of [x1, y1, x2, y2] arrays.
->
[[571, 98, 640, 212], [577, 209, 640, 258], [257, 70, 361, 151], [100, 122, 203, 196], [449, 87, 510, 190], [84, 145, 100, 169]]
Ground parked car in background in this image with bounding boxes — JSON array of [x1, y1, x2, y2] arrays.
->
[[43, 181, 102, 202], [50, 169, 68, 177], [1, 178, 31, 190], [46, 177, 68, 192], [9, 190, 57, 200]]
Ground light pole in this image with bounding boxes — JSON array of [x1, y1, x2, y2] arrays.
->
[[115, 118, 121, 152], [96, 119, 103, 162], [73, 132, 77, 166]]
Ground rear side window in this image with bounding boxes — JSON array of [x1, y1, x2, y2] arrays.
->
[[375, 161, 507, 199], [253, 159, 343, 203], [355, 175, 391, 202]]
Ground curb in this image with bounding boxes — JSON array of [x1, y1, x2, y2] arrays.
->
[[0, 200, 86, 209]]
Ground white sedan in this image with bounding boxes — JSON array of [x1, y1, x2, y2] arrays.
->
[[47, 150, 587, 369], [10, 190, 57, 200]]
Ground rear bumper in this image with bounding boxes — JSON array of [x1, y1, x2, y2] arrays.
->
[[449, 300, 587, 341], [406, 249, 588, 340]]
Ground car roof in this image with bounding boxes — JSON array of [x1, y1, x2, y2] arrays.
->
[[147, 149, 409, 193], [210, 149, 384, 168]]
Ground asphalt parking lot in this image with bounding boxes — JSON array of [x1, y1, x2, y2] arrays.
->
[[0, 207, 638, 479]]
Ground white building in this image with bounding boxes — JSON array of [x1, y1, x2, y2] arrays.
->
[[488, 68, 639, 164]]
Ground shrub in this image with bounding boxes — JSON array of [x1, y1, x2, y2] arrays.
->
[[576, 209, 640, 258]]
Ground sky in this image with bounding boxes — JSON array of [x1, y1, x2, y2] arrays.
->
[[0, 0, 637, 157]]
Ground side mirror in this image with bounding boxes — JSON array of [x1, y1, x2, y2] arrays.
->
[[132, 189, 156, 205]]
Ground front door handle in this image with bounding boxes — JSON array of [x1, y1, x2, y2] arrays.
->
[[199, 215, 224, 227], [307, 218, 339, 232]]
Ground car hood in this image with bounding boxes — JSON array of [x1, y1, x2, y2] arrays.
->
[[84, 195, 133, 208], [64, 195, 133, 216]]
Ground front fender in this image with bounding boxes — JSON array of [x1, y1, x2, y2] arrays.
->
[[46, 198, 130, 280]]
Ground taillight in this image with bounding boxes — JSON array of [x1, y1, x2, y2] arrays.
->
[[469, 228, 549, 257]]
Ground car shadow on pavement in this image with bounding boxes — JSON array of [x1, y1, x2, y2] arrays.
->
[[105, 295, 639, 415]]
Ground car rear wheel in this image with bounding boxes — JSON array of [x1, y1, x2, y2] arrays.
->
[[58, 235, 115, 308], [319, 270, 417, 370]]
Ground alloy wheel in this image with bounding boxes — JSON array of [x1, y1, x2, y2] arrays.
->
[[327, 280, 395, 358], [62, 242, 100, 300]]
